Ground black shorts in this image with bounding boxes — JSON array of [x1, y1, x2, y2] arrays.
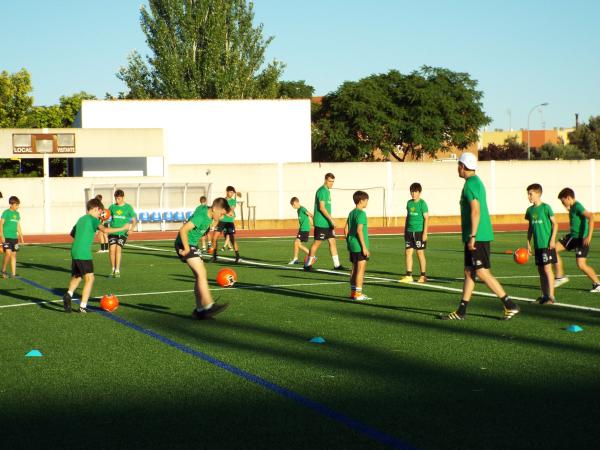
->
[[464, 241, 491, 270], [174, 241, 202, 263], [217, 222, 236, 236], [71, 259, 94, 277], [314, 227, 335, 241], [559, 235, 589, 258], [108, 235, 128, 248], [2, 238, 19, 252], [534, 248, 557, 266], [296, 230, 310, 243], [349, 252, 369, 263], [404, 232, 427, 250]]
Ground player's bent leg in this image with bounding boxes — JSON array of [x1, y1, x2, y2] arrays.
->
[[328, 238, 345, 270], [576, 258, 600, 290], [553, 242, 568, 283], [440, 267, 475, 320], [187, 258, 229, 319], [476, 268, 519, 319], [79, 273, 95, 311]]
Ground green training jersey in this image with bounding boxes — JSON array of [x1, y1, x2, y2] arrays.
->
[[193, 204, 209, 217], [1, 209, 20, 239], [71, 214, 101, 260], [406, 199, 429, 232], [346, 208, 369, 253], [313, 185, 332, 228], [569, 201, 589, 238], [460, 175, 494, 243], [525, 203, 554, 249], [297, 206, 311, 232], [108, 203, 136, 236], [221, 197, 236, 223], [176, 208, 212, 247]]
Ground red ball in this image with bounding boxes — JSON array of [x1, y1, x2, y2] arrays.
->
[[100, 294, 119, 312], [216, 268, 237, 287], [100, 209, 111, 222], [513, 248, 529, 265]]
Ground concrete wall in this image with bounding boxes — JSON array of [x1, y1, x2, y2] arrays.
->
[[1, 160, 596, 235], [79, 100, 312, 166]]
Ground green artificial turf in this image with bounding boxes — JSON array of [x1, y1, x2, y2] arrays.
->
[[1, 232, 600, 450]]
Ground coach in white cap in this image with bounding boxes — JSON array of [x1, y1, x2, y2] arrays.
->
[[440, 152, 520, 320]]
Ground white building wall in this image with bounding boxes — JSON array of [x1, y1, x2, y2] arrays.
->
[[79, 100, 312, 166]]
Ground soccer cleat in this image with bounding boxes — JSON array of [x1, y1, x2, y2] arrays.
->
[[303, 265, 314, 272], [353, 294, 372, 301], [192, 303, 229, 320], [417, 275, 427, 283], [288, 259, 299, 265], [502, 306, 520, 320], [439, 311, 465, 320], [62, 293, 72, 313], [538, 296, 555, 305], [333, 265, 346, 271], [1, 271, 7, 279], [78, 307, 88, 314], [554, 277, 570, 287], [399, 275, 413, 283], [590, 284, 600, 293], [114, 271, 121, 278]]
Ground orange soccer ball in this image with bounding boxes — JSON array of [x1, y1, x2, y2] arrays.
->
[[216, 268, 237, 288], [513, 248, 529, 265], [100, 294, 119, 312], [100, 209, 111, 222]]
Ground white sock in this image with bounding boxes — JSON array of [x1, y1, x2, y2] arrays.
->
[[332, 255, 340, 267], [203, 302, 214, 311], [67, 291, 74, 297]]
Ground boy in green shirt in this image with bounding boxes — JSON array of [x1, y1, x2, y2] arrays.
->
[[400, 183, 429, 283], [1, 196, 25, 278], [304, 173, 345, 271], [289, 197, 313, 264], [441, 153, 519, 320], [344, 191, 370, 301], [525, 184, 558, 304], [554, 187, 600, 292], [194, 196, 209, 252], [176, 198, 230, 320], [62, 198, 129, 313], [212, 186, 240, 263], [108, 189, 137, 278]]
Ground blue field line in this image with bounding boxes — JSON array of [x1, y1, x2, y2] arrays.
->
[[17, 276, 416, 450]]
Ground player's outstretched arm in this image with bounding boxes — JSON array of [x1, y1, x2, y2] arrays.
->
[[549, 215, 558, 249], [583, 210, 594, 246], [99, 224, 129, 234]]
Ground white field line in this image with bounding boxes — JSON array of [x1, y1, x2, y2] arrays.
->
[[0, 279, 392, 309], [13, 243, 600, 314]]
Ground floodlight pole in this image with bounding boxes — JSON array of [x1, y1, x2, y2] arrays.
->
[[527, 102, 549, 160]]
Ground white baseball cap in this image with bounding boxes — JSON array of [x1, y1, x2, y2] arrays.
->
[[458, 152, 478, 171]]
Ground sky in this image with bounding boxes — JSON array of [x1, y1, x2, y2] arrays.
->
[[1, 0, 599, 130]]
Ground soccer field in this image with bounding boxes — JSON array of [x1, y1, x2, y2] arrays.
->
[[2, 232, 600, 450]]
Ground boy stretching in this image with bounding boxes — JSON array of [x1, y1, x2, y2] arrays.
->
[[345, 191, 371, 301], [525, 184, 558, 304], [176, 198, 230, 319], [554, 188, 600, 292], [63, 198, 129, 313], [289, 197, 313, 264], [400, 183, 429, 283], [1, 196, 25, 278]]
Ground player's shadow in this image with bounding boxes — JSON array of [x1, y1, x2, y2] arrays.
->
[[0, 287, 64, 312], [18, 261, 71, 274]]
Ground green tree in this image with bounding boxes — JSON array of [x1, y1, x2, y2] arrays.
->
[[479, 137, 527, 160], [278, 80, 315, 99], [569, 116, 600, 159], [535, 142, 586, 160], [27, 91, 96, 128], [312, 67, 490, 161], [0, 69, 34, 127], [117, 0, 284, 99]]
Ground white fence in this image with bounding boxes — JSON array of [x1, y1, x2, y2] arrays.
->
[[1, 160, 596, 235]]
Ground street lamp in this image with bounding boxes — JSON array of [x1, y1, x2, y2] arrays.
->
[[527, 102, 549, 160]]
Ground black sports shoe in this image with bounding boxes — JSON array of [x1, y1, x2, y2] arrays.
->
[[439, 311, 465, 320], [538, 296, 555, 305], [303, 265, 314, 272], [192, 303, 229, 320], [63, 293, 72, 313], [333, 265, 346, 271]]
